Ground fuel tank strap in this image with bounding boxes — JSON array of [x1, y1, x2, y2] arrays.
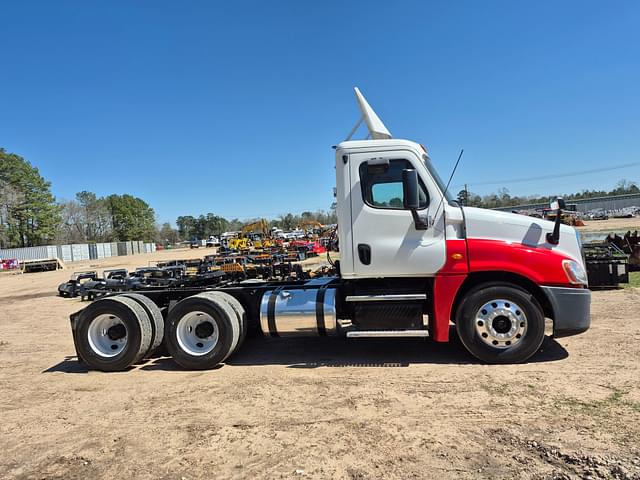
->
[[267, 287, 282, 337], [315, 285, 329, 336]]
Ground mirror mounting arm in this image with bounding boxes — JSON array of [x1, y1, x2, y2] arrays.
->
[[546, 197, 565, 245], [410, 209, 429, 230], [546, 211, 562, 245]]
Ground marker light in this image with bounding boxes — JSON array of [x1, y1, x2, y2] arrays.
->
[[562, 259, 588, 286]]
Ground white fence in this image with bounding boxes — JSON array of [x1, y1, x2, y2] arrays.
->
[[0, 245, 58, 262], [0, 241, 156, 263]]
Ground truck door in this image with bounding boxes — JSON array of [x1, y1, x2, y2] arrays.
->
[[348, 151, 447, 277]]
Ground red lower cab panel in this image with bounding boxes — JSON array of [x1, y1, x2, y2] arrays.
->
[[431, 238, 577, 342]]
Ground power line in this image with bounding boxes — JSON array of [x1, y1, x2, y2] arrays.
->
[[453, 161, 640, 190]]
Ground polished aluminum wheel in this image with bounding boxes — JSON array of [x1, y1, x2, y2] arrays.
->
[[474, 299, 527, 348], [175, 311, 219, 356], [87, 314, 128, 357]]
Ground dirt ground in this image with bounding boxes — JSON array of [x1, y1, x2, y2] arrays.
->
[[578, 217, 640, 233], [1, 248, 639, 480]]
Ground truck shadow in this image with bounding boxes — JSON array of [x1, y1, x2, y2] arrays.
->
[[223, 331, 568, 368], [43, 356, 91, 373], [44, 329, 568, 373]]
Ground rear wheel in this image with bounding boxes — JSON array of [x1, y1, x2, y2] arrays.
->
[[455, 284, 545, 364], [120, 293, 165, 356], [199, 291, 247, 353], [75, 296, 153, 371], [165, 294, 239, 370]]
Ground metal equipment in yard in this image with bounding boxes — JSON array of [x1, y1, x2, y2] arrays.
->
[[227, 237, 249, 250], [219, 220, 276, 250], [241, 219, 274, 248], [583, 243, 629, 288], [58, 271, 99, 298], [58, 249, 310, 302], [22, 258, 63, 273], [605, 231, 640, 271]]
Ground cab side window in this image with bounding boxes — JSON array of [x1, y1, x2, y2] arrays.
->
[[359, 159, 429, 210]]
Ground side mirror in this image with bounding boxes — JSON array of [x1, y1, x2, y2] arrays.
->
[[402, 169, 428, 230], [550, 198, 566, 210], [402, 169, 419, 209]]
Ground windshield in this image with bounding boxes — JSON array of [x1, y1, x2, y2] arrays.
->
[[422, 155, 456, 204]]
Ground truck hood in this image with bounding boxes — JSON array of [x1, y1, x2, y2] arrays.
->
[[462, 207, 584, 267]]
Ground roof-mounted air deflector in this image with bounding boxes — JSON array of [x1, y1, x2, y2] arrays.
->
[[346, 87, 392, 141]]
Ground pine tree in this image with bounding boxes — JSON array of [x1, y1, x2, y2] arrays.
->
[[0, 148, 61, 247]]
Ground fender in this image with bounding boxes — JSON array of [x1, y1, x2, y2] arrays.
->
[[431, 238, 576, 342]]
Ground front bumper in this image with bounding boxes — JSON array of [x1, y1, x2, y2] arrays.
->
[[542, 286, 591, 338]]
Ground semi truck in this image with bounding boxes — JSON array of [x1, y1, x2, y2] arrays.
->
[[69, 88, 591, 371]]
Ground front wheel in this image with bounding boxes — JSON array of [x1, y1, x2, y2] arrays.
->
[[455, 284, 545, 364]]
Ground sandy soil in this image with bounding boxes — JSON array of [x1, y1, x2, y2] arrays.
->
[[1, 249, 639, 479], [578, 217, 640, 233]]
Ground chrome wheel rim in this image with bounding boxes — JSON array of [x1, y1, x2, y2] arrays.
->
[[474, 299, 527, 348], [87, 314, 128, 357], [176, 311, 219, 356]]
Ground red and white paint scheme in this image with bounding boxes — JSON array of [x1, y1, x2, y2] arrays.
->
[[334, 88, 590, 362]]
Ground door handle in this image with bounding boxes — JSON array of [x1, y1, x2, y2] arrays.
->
[[357, 244, 371, 265]]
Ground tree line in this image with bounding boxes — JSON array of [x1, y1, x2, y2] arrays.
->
[[0, 149, 60, 248], [58, 191, 156, 244], [1, 149, 157, 248], [0, 148, 336, 248]]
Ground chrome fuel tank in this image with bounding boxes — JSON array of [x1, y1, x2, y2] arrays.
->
[[259, 287, 337, 337]]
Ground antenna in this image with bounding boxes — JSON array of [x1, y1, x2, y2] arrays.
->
[[434, 149, 464, 218]]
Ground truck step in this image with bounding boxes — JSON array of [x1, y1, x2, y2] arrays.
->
[[345, 294, 427, 302], [346, 330, 429, 338]]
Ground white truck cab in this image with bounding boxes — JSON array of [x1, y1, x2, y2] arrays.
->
[[329, 88, 590, 359], [336, 138, 457, 278]]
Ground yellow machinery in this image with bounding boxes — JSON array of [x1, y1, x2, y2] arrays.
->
[[241, 219, 273, 249], [545, 211, 585, 227], [228, 237, 250, 250], [226, 219, 273, 250], [298, 220, 326, 237]]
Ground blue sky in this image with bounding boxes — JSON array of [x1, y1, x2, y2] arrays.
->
[[1, 1, 639, 223]]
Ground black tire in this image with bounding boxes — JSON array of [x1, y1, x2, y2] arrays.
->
[[199, 291, 247, 353], [120, 293, 165, 356], [165, 294, 239, 370], [194, 293, 241, 358], [455, 284, 545, 364], [75, 296, 153, 371]]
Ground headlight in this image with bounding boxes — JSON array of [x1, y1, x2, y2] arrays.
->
[[562, 259, 588, 286]]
